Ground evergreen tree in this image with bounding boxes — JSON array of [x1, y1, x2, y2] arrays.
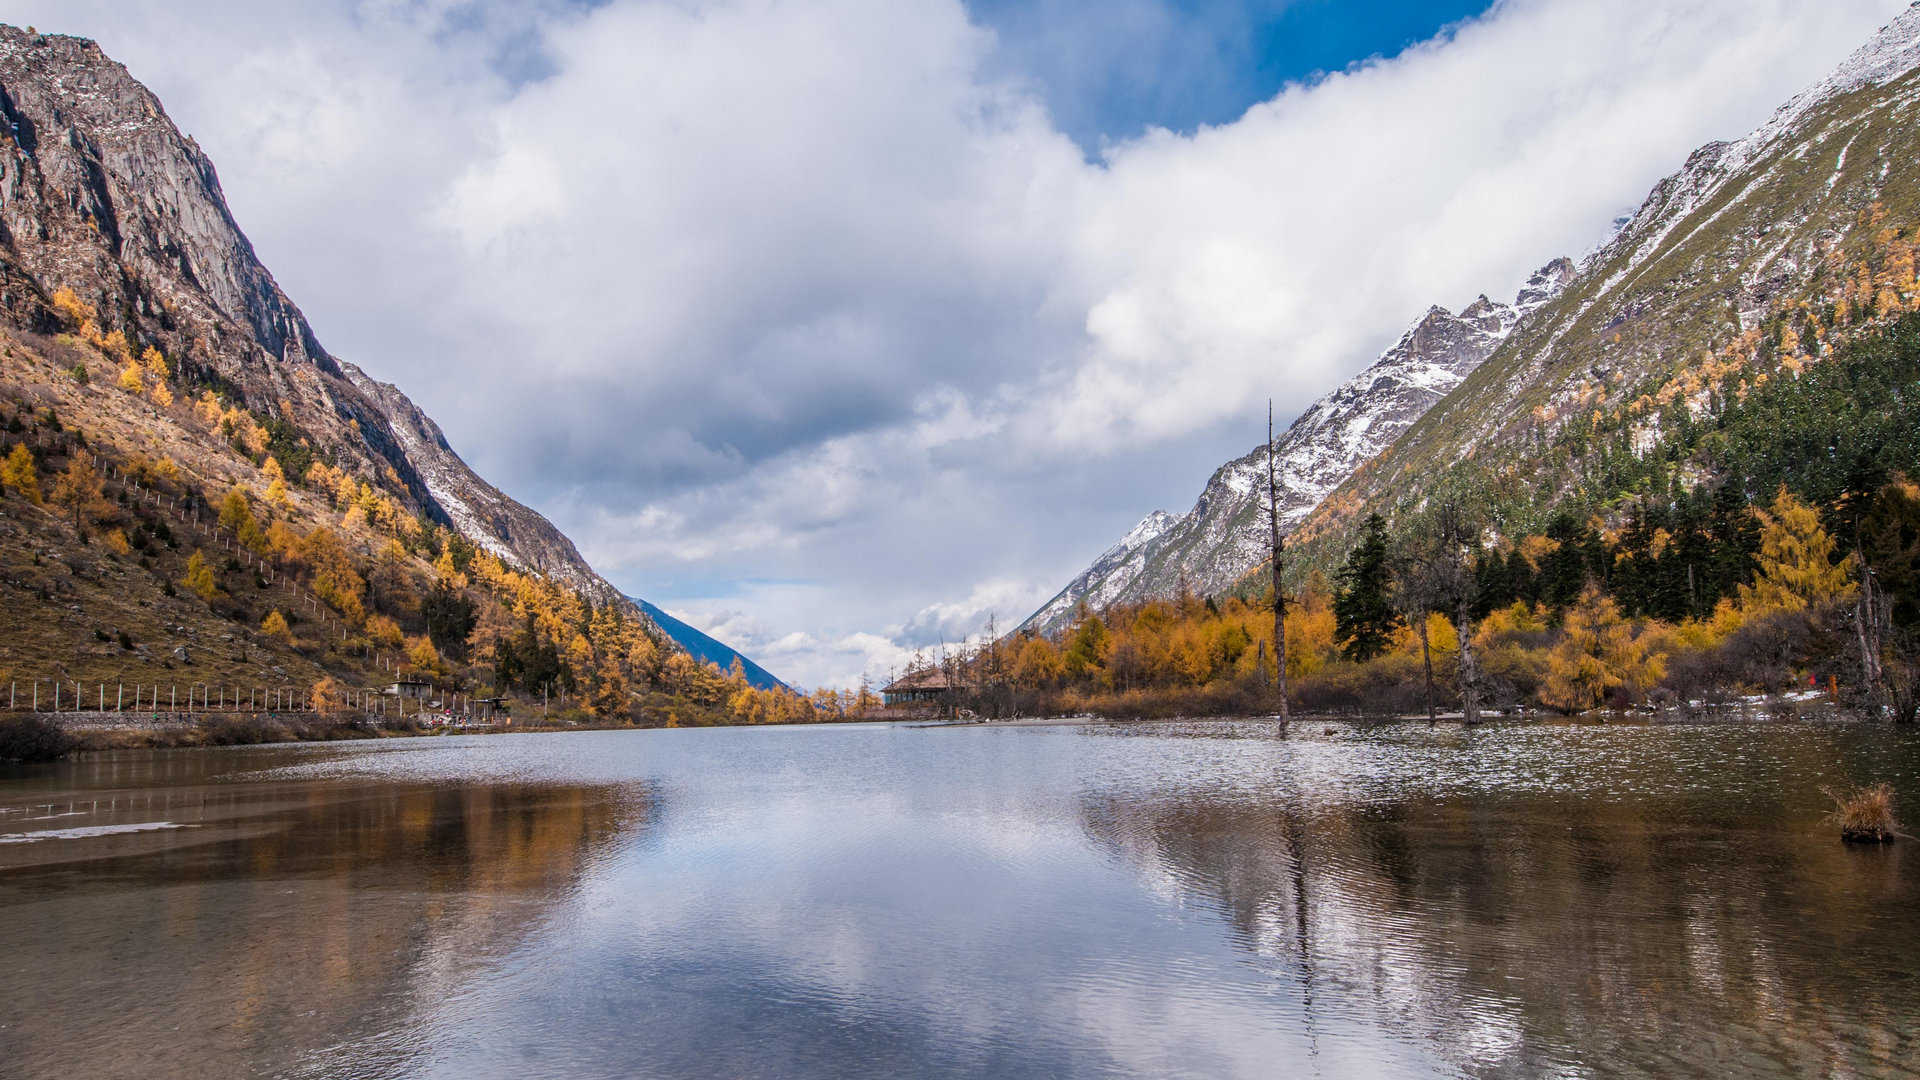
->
[[1703, 479, 1760, 606], [422, 582, 477, 660], [1334, 514, 1401, 662], [1539, 512, 1591, 609], [1860, 477, 1920, 628], [1505, 548, 1539, 606], [1470, 549, 1511, 618]]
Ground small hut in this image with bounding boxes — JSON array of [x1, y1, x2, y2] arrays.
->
[[882, 668, 957, 706], [384, 678, 433, 701]]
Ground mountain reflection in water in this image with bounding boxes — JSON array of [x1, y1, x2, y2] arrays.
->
[[1, 722, 1916, 1079]]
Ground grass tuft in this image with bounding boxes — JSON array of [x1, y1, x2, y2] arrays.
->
[[1824, 783, 1900, 844]]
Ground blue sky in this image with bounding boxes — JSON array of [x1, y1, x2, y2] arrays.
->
[[14, 0, 1909, 688], [971, 0, 1496, 149]]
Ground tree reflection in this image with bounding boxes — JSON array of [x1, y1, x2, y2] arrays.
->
[[1076, 734, 1920, 1078], [0, 770, 651, 1079]]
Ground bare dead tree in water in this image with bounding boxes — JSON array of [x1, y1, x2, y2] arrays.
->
[[1268, 401, 1290, 725], [1389, 541, 1440, 723], [1431, 502, 1481, 725]]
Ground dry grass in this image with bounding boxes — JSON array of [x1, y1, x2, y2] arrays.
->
[[1824, 783, 1900, 844]]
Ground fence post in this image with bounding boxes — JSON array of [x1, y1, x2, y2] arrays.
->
[[117, 684, 122, 712]]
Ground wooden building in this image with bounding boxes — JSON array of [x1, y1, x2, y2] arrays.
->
[[882, 668, 957, 706]]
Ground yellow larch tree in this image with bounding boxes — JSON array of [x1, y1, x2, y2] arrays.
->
[[365, 613, 405, 649], [1540, 586, 1662, 713], [182, 549, 218, 602], [1, 443, 41, 504], [50, 456, 106, 532], [141, 346, 169, 384], [1738, 488, 1856, 614]]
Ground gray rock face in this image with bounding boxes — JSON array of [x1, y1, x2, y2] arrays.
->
[[1021, 258, 1574, 636], [0, 25, 634, 609]]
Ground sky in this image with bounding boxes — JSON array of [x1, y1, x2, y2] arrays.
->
[[9, 0, 1908, 689]]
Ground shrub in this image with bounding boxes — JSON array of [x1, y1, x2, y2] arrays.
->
[[200, 715, 291, 746], [0, 715, 77, 763]]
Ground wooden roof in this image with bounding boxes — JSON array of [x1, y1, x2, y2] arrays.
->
[[882, 668, 955, 693]]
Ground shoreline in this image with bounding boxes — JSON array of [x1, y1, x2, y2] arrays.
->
[[2, 693, 1891, 763]]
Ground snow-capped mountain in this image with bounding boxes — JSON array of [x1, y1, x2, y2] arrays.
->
[[1021, 258, 1575, 635], [1281, 0, 1920, 565]]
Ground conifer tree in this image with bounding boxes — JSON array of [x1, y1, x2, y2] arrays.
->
[[182, 550, 218, 602], [261, 609, 292, 643], [1013, 636, 1065, 689], [1538, 512, 1593, 609], [1063, 614, 1109, 677], [1739, 488, 1855, 614], [0, 443, 41, 504], [1860, 476, 1920, 627], [1540, 585, 1659, 713], [51, 456, 105, 532], [1334, 514, 1401, 662]]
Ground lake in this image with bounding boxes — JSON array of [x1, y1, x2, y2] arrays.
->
[[2, 719, 1917, 1079]]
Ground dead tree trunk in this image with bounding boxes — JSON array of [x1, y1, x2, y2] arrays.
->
[[1417, 613, 1435, 723], [1268, 401, 1289, 725], [1457, 599, 1480, 726], [1857, 562, 1887, 718]]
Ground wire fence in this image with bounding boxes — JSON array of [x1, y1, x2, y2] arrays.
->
[[1, 679, 499, 723]]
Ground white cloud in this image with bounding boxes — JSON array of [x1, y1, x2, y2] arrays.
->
[[15, 0, 1908, 689]]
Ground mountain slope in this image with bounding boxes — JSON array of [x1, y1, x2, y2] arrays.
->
[[1022, 258, 1573, 635], [1277, 0, 1920, 571], [0, 25, 634, 608], [0, 24, 778, 709], [631, 599, 788, 692]]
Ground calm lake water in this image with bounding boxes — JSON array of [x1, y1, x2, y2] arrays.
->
[[2, 719, 1918, 1079]]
